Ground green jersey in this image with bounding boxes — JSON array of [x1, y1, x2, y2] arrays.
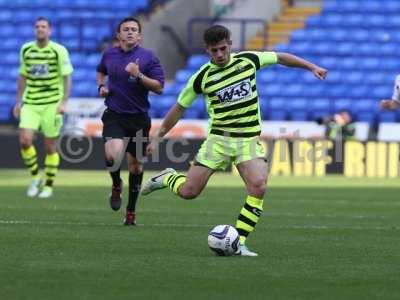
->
[[178, 51, 278, 138], [19, 40, 73, 105]]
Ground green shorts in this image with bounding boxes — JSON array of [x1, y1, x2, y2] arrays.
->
[[19, 103, 63, 138], [195, 134, 266, 171]]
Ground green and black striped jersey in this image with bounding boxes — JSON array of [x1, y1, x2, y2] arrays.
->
[[19, 41, 73, 105], [178, 51, 277, 138]]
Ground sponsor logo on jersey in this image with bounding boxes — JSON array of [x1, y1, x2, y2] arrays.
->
[[216, 78, 252, 104], [29, 64, 49, 77]]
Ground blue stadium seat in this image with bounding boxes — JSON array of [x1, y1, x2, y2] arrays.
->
[[288, 98, 308, 111], [268, 97, 286, 111], [85, 54, 101, 68], [333, 99, 353, 111], [353, 99, 379, 113], [357, 112, 375, 123], [257, 70, 276, 83], [175, 70, 193, 83], [0, 106, 12, 122], [347, 86, 369, 99], [306, 16, 322, 28], [310, 98, 331, 112], [310, 110, 330, 121], [187, 55, 208, 69], [60, 25, 79, 38], [291, 30, 308, 41], [281, 84, 304, 97], [268, 110, 287, 121], [258, 84, 282, 97], [365, 72, 387, 85], [3, 53, 19, 65], [258, 99, 267, 120], [290, 111, 308, 121], [182, 107, 202, 119], [361, 57, 380, 70], [378, 112, 397, 123], [370, 85, 392, 99], [273, 43, 289, 52]]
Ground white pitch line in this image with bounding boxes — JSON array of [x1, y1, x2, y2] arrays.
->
[[0, 220, 398, 231]]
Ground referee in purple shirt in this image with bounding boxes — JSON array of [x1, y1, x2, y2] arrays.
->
[[96, 17, 165, 226]]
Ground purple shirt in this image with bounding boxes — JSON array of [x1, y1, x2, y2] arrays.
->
[[97, 46, 165, 114]]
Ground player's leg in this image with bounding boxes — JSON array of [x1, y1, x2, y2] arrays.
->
[[142, 136, 226, 198], [105, 138, 125, 210], [234, 158, 268, 256], [166, 164, 214, 199], [142, 164, 213, 199], [38, 104, 63, 198], [124, 153, 144, 225], [19, 104, 41, 197], [102, 109, 127, 211], [122, 112, 151, 224], [38, 137, 59, 198]]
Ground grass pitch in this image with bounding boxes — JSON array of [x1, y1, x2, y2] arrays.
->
[[0, 170, 399, 300]]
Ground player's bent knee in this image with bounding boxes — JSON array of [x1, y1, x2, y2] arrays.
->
[[44, 143, 57, 154], [20, 137, 32, 149], [247, 179, 266, 198], [179, 185, 201, 200]]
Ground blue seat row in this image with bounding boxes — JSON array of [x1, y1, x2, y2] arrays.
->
[[307, 14, 400, 28], [323, 0, 400, 13], [291, 29, 400, 43]]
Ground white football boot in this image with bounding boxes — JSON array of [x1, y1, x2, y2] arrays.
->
[[27, 178, 42, 197], [38, 186, 53, 198], [236, 244, 258, 257], [141, 168, 176, 195]]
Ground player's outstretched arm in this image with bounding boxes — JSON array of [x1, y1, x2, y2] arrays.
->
[[146, 103, 186, 155], [277, 52, 328, 80], [380, 99, 400, 111]]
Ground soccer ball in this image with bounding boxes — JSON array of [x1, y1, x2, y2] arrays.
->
[[208, 224, 240, 256]]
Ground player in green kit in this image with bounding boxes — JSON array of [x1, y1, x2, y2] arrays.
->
[[13, 17, 73, 198], [142, 25, 327, 256]]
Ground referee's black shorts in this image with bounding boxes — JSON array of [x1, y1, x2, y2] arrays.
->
[[101, 108, 151, 158]]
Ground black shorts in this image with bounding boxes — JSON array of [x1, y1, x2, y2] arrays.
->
[[101, 109, 151, 158]]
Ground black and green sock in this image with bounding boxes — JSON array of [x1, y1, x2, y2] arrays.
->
[[235, 195, 264, 245], [21, 146, 40, 180], [163, 173, 187, 195], [44, 153, 60, 187]]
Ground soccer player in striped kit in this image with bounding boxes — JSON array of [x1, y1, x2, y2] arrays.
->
[[13, 17, 73, 198], [142, 25, 327, 256]]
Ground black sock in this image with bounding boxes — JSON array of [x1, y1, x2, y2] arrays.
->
[[106, 160, 121, 187], [127, 172, 143, 212]]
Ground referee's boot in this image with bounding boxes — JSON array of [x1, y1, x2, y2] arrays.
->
[[123, 209, 136, 226], [109, 180, 123, 211]]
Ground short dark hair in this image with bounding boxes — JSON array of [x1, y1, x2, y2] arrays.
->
[[35, 16, 51, 27], [203, 25, 230, 45], [117, 17, 141, 33]]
